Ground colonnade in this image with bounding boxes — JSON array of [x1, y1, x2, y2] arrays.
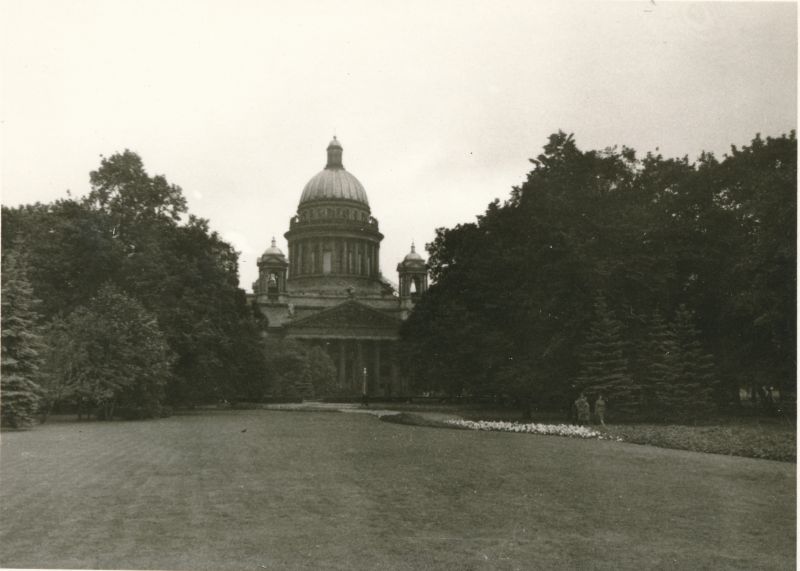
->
[[304, 338, 402, 397], [290, 237, 380, 278]]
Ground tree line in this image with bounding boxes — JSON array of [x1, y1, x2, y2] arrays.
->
[[400, 131, 796, 421], [2, 151, 268, 427]]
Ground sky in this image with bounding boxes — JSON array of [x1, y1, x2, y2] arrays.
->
[[1, 0, 796, 292]]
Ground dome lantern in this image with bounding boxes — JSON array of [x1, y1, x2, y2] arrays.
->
[[326, 136, 344, 169]]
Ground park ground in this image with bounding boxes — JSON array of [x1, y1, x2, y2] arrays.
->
[[0, 409, 795, 570]]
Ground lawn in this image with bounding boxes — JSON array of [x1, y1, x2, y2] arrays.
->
[[0, 410, 795, 570]]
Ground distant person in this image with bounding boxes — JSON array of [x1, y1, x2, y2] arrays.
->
[[361, 391, 369, 408], [575, 393, 590, 425], [594, 395, 606, 426]]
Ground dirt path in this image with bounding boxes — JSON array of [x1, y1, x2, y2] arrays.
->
[[259, 401, 461, 422]]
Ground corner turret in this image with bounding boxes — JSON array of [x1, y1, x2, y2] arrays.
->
[[397, 242, 428, 304], [254, 237, 289, 300]]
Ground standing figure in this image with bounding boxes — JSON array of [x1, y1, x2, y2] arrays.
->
[[575, 393, 590, 425], [594, 394, 606, 426]]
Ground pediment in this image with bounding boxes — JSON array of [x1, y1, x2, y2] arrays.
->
[[287, 300, 401, 332]]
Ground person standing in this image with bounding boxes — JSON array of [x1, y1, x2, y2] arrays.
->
[[575, 393, 590, 425], [594, 394, 606, 426]]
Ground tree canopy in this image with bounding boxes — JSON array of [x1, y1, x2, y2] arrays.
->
[[401, 131, 796, 419], [42, 284, 174, 420], [2, 150, 267, 416]]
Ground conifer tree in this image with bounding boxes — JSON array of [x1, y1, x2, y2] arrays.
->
[[1, 248, 45, 428], [576, 293, 638, 417], [639, 306, 717, 422], [669, 304, 717, 421], [640, 310, 681, 420]]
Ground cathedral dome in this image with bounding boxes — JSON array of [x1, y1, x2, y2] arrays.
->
[[298, 137, 370, 207]]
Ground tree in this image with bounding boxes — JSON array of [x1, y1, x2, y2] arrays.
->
[[38, 317, 79, 421], [668, 305, 717, 421], [401, 130, 795, 421], [86, 149, 187, 247], [263, 338, 307, 401], [306, 346, 337, 398], [48, 284, 173, 419], [710, 133, 796, 406], [638, 310, 681, 420], [402, 133, 657, 414], [575, 294, 638, 418], [3, 151, 269, 408], [262, 338, 337, 401], [1, 200, 122, 318], [1, 248, 45, 428]]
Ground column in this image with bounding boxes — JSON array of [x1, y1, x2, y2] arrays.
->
[[298, 242, 304, 276], [356, 340, 364, 394], [374, 341, 381, 395], [332, 239, 337, 274], [368, 244, 374, 276], [338, 339, 346, 388], [350, 340, 357, 388], [391, 354, 399, 396]]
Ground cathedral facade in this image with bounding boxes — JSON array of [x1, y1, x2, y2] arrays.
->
[[251, 137, 428, 398]]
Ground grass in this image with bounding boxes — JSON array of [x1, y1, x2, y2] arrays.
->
[[0, 410, 795, 570], [603, 423, 796, 462], [381, 403, 796, 462]]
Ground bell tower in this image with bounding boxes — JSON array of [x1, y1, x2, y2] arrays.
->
[[254, 237, 289, 300], [397, 243, 428, 303]]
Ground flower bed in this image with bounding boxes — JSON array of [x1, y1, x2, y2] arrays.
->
[[445, 419, 612, 439]]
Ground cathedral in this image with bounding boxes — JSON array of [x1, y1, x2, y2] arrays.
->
[[251, 137, 428, 398]]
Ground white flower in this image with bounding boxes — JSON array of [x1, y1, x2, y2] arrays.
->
[[445, 419, 608, 439]]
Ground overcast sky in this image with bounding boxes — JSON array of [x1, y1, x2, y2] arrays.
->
[[2, 1, 796, 291]]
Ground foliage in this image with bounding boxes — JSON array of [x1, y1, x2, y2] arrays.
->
[[306, 345, 337, 397], [575, 294, 637, 417], [86, 149, 187, 244], [1, 200, 121, 319], [263, 338, 336, 401], [1, 248, 45, 428], [638, 310, 680, 418], [668, 305, 717, 418], [2, 150, 267, 409], [43, 284, 173, 419], [401, 130, 796, 420], [639, 306, 717, 421]]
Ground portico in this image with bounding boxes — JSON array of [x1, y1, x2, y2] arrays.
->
[[285, 299, 405, 397]]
